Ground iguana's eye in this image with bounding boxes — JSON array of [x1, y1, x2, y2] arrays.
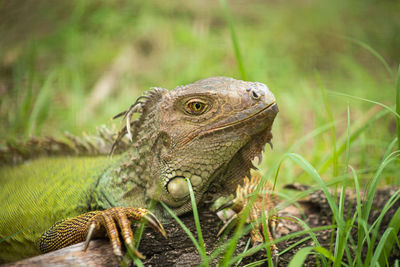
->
[[185, 99, 207, 115]]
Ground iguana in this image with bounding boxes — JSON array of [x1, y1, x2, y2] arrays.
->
[[0, 77, 278, 263]]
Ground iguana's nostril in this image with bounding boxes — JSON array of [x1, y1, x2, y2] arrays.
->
[[251, 90, 261, 100]]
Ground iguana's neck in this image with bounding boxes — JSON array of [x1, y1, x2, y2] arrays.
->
[[90, 147, 155, 211], [90, 98, 162, 210]]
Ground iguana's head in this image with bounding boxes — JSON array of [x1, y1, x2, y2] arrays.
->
[[115, 77, 278, 214]]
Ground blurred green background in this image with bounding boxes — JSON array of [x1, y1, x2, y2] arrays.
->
[[0, 0, 399, 185]]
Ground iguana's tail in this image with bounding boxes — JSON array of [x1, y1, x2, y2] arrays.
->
[[0, 126, 130, 166], [1, 88, 163, 166]]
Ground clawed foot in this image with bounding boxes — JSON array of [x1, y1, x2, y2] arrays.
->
[[216, 172, 279, 263], [83, 207, 166, 260]]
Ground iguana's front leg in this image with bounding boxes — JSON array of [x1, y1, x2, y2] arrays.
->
[[39, 207, 166, 259]]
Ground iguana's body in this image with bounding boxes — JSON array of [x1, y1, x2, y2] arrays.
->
[[0, 156, 118, 261], [0, 77, 278, 263]]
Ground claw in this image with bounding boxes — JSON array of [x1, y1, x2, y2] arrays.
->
[[272, 247, 279, 265], [215, 199, 235, 212], [113, 246, 123, 258], [257, 153, 263, 165], [126, 242, 145, 259], [143, 211, 167, 238], [269, 216, 278, 239], [83, 222, 96, 252], [267, 140, 273, 149], [217, 213, 238, 237]]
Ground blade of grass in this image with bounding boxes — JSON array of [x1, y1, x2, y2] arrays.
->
[[314, 246, 335, 262], [0, 230, 23, 243], [316, 72, 338, 178], [235, 238, 251, 267], [349, 165, 364, 266], [338, 217, 358, 267], [378, 206, 400, 265], [329, 91, 400, 119], [219, 0, 247, 80], [132, 258, 145, 267], [27, 72, 55, 136], [333, 183, 347, 267], [186, 178, 209, 266], [344, 105, 351, 175], [396, 64, 400, 152], [242, 259, 268, 267], [319, 107, 389, 174], [383, 138, 398, 160], [278, 236, 312, 256], [338, 35, 393, 78], [23, 44, 36, 135], [370, 227, 394, 266], [287, 247, 314, 267], [133, 221, 145, 247], [345, 233, 357, 267], [11, 48, 35, 137], [260, 193, 275, 267]]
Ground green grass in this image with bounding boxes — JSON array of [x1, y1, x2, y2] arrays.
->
[[1, 0, 399, 265], [396, 65, 400, 152]]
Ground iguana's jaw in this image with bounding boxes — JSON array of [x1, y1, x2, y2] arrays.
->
[[204, 104, 278, 199], [163, 103, 278, 212]]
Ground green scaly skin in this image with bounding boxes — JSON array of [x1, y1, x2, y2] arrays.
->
[[0, 156, 119, 261], [0, 77, 278, 263]]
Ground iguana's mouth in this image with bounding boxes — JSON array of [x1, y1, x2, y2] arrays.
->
[[178, 102, 277, 148], [201, 102, 277, 135]]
